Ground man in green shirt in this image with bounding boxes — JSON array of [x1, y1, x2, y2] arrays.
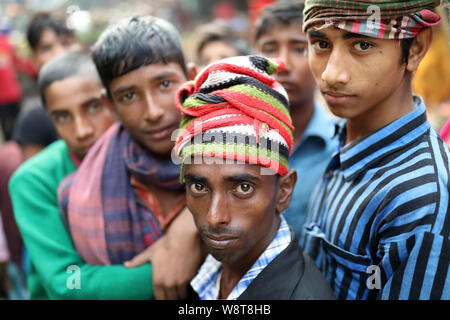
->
[[8, 51, 145, 299]]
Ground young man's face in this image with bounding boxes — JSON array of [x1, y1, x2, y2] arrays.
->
[[198, 40, 240, 70], [307, 26, 407, 120], [45, 75, 116, 159], [108, 62, 186, 158], [255, 21, 316, 108], [184, 162, 292, 265], [34, 28, 81, 71]]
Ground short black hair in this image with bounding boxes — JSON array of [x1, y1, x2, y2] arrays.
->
[[38, 51, 100, 107], [196, 22, 251, 63], [400, 37, 415, 65], [27, 11, 75, 51], [253, 1, 305, 43], [92, 15, 188, 98]]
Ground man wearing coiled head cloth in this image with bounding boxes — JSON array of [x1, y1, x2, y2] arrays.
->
[[175, 55, 335, 300], [298, 0, 450, 299]]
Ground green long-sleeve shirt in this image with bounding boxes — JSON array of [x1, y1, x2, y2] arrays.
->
[[9, 140, 153, 300]]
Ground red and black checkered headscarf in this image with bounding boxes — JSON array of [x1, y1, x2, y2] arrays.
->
[[303, 0, 442, 39]]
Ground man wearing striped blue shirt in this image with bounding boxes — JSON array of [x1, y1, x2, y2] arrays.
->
[[300, 0, 449, 299]]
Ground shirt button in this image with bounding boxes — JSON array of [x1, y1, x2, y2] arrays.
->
[[325, 171, 333, 179]]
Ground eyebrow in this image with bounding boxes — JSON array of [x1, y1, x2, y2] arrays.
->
[[307, 30, 327, 39], [224, 174, 260, 183], [184, 173, 207, 184], [81, 97, 100, 108], [49, 109, 69, 117], [151, 71, 179, 82], [112, 71, 179, 97], [261, 38, 308, 46], [342, 32, 371, 40], [184, 173, 260, 184], [112, 85, 135, 96], [307, 30, 371, 40]]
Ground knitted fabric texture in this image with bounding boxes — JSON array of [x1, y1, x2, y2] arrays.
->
[[303, 0, 442, 39], [174, 55, 294, 177]]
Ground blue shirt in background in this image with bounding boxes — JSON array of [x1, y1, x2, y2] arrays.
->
[[282, 101, 338, 238]]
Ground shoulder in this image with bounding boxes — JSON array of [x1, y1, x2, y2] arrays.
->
[[10, 140, 74, 190]]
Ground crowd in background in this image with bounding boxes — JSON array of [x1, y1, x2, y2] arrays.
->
[[0, 0, 449, 300]]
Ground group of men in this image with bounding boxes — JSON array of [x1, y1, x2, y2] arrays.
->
[[4, 0, 450, 300]]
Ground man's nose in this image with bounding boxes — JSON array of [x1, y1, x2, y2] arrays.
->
[[74, 116, 94, 141], [144, 91, 164, 123], [277, 47, 292, 74], [321, 48, 351, 88], [207, 192, 230, 229]]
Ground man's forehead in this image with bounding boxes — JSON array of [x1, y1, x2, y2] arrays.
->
[[307, 26, 373, 40], [258, 21, 307, 41], [184, 162, 264, 179], [110, 61, 183, 91]]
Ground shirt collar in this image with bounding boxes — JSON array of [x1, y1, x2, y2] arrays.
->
[[191, 216, 291, 300], [293, 101, 337, 151], [338, 95, 430, 181]]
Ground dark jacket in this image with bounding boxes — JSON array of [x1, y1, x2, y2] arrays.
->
[[237, 229, 335, 300], [188, 228, 335, 300]]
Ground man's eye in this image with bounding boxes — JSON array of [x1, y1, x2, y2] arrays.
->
[[53, 113, 71, 124], [189, 183, 207, 194], [312, 40, 330, 51], [120, 92, 135, 102], [87, 103, 101, 113], [261, 47, 277, 56], [235, 183, 254, 195], [353, 41, 373, 51], [160, 80, 172, 89], [293, 47, 306, 54]]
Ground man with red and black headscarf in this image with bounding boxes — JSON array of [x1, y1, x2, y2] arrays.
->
[[299, 0, 450, 300]]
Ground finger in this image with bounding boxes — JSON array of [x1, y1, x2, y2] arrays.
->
[[124, 253, 150, 268], [165, 285, 180, 300], [154, 283, 167, 300], [175, 283, 188, 300]]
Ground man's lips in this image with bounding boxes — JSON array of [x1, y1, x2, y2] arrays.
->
[[78, 142, 95, 153], [144, 124, 177, 140], [203, 233, 238, 249], [322, 91, 356, 105], [279, 80, 298, 92]]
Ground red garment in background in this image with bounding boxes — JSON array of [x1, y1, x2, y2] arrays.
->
[[247, 0, 276, 26], [439, 118, 450, 148], [0, 33, 37, 105]]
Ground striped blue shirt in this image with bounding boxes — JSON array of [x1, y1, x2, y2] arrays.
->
[[300, 96, 450, 300], [191, 216, 291, 300]]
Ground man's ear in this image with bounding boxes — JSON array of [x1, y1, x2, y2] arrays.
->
[[406, 27, 433, 73], [187, 62, 197, 81], [275, 169, 297, 214]]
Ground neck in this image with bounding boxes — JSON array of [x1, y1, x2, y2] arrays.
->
[[218, 216, 280, 299], [345, 78, 414, 145], [291, 98, 315, 146]]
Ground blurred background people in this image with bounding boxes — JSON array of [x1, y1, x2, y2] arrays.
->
[[412, 5, 450, 131], [0, 28, 36, 142], [0, 9, 82, 300], [0, 0, 448, 300], [0, 213, 10, 299], [253, 1, 338, 237], [194, 20, 251, 69]]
